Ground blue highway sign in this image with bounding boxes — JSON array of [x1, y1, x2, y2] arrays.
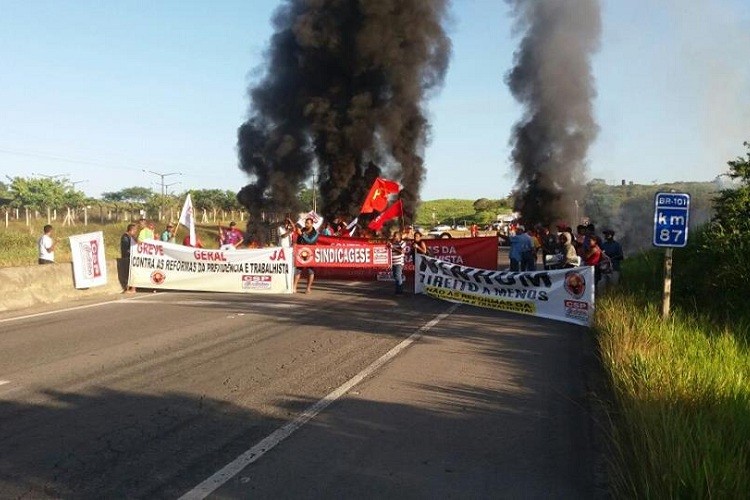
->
[[653, 192, 690, 248]]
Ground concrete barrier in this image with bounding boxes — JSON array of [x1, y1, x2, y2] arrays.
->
[[0, 260, 124, 313]]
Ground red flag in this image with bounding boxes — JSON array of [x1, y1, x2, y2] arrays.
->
[[360, 178, 400, 213], [368, 200, 404, 231]]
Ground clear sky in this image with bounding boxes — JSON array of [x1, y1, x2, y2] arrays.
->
[[1, 0, 748, 200]]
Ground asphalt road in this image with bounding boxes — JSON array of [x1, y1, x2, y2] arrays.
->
[[0, 273, 597, 498]]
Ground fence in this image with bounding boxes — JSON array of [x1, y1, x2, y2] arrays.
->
[[1, 205, 249, 229]]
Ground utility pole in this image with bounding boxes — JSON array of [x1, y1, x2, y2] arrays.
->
[[33, 173, 69, 180], [312, 172, 317, 213], [143, 170, 181, 220]]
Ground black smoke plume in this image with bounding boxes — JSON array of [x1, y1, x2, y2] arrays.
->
[[238, 0, 451, 239], [505, 0, 601, 225]]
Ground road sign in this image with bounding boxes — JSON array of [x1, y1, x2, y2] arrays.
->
[[653, 192, 690, 248]]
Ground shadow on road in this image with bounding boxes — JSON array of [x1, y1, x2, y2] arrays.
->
[[0, 285, 600, 498]]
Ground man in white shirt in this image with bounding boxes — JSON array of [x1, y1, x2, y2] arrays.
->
[[38, 224, 56, 264], [278, 218, 295, 248]]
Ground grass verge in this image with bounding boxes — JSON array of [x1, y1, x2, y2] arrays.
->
[[595, 255, 750, 497], [0, 221, 222, 267]]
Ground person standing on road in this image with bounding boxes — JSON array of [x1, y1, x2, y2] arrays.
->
[[560, 231, 579, 268], [137, 219, 155, 243], [390, 230, 407, 295], [541, 225, 560, 269], [412, 231, 429, 258], [120, 223, 138, 293], [584, 235, 603, 283], [293, 217, 319, 294], [509, 225, 534, 272], [278, 217, 295, 248], [37, 224, 56, 265], [160, 222, 175, 243], [600, 228, 624, 288], [219, 221, 244, 249]]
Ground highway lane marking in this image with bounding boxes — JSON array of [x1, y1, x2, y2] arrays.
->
[[0, 294, 158, 324], [166, 300, 296, 309], [179, 302, 460, 500]]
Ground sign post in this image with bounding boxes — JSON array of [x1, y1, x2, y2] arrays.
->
[[653, 192, 690, 317]]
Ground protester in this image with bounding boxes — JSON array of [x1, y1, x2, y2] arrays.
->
[[37, 224, 55, 265], [137, 219, 155, 242], [320, 221, 334, 236], [390, 230, 407, 295], [219, 221, 244, 249], [119, 223, 138, 292], [412, 231, 429, 258], [560, 231, 579, 268], [584, 235, 603, 283], [541, 225, 560, 269], [402, 225, 415, 241], [470, 223, 479, 238], [160, 222, 175, 243], [293, 217, 319, 294], [183, 234, 204, 248], [278, 217, 295, 248], [509, 225, 534, 271], [529, 226, 542, 268], [600, 228, 624, 288]]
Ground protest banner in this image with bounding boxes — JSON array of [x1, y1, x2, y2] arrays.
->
[[69, 231, 108, 289], [129, 241, 294, 293], [415, 254, 595, 326], [294, 243, 391, 269], [313, 235, 497, 281]]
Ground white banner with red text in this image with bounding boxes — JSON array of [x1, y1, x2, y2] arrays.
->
[[69, 231, 108, 289], [415, 255, 595, 326], [129, 241, 294, 293]]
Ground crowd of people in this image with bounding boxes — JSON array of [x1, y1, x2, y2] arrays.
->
[[34, 212, 623, 295], [507, 222, 624, 288]]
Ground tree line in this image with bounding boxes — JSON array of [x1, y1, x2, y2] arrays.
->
[[0, 176, 244, 220]]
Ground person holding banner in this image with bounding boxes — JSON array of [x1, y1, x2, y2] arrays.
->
[[293, 217, 319, 294], [219, 221, 244, 249], [390, 230, 407, 295]]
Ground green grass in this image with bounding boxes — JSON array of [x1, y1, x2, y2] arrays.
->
[[595, 252, 750, 498], [0, 220, 223, 267]]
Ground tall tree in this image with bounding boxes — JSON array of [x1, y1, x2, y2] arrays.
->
[[8, 177, 67, 210], [712, 141, 750, 232]]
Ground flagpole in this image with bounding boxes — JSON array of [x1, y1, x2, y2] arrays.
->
[[399, 198, 405, 230]]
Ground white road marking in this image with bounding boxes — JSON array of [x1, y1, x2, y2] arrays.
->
[[167, 300, 295, 309], [179, 303, 460, 500], [0, 295, 155, 324], [0, 380, 9, 386]]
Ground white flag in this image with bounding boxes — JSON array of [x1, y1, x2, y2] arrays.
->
[[346, 217, 359, 236], [179, 193, 196, 246]]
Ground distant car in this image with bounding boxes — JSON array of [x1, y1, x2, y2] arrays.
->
[[431, 225, 451, 232], [454, 225, 468, 231]]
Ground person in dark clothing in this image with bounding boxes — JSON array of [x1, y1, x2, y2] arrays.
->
[[600, 228, 624, 290], [119, 223, 138, 293], [294, 217, 319, 293], [540, 225, 560, 269]]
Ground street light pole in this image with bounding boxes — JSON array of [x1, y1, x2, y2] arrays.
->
[[143, 170, 181, 220], [33, 173, 69, 180]]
